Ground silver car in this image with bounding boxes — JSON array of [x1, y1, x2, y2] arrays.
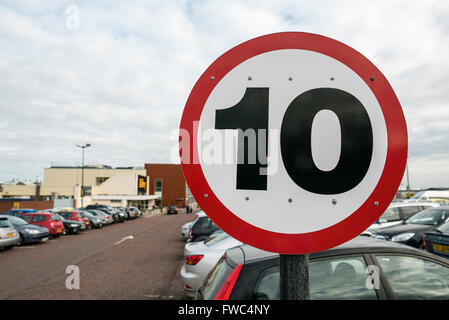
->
[[180, 232, 242, 296], [0, 217, 20, 249], [87, 210, 114, 225]]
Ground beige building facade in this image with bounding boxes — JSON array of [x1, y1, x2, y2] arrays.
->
[[0, 165, 159, 210]]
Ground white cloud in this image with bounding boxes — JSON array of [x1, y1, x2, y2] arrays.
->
[[0, 0, 448, 188]]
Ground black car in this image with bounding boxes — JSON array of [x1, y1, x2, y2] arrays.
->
[[372, 207, 449, 248], [85, 204, 120, 223], [197, 237, 449, 300], [424, 221, 449, 259], [188, 215, 220, 242], [167, 205, 178, 215], [3, 215, 49, 245], [57, 215, 84, 235]]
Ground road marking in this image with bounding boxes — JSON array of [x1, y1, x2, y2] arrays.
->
[[114, 235, 134, 246]]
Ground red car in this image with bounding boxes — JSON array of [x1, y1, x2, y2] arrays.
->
[[19, 212, 64, 236], [57, 211, 90, 229]]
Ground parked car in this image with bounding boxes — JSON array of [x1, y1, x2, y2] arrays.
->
[[57, 214, 84, 234], [181, 221, 194, 239], [57, 211, 91, 229], [411, 190, 449, 202], [0, 209, 37, 217], [188, 215, 220, 243], [80, 211, 103, 228], [129, 206, 142, 217], [0, 217, 20, 249], [85, 204, 120, 222], [19, 212, 64, 237], [167, 205, 178, 215], [371, 207, 449, 248], [362, 202, 439, 234], [84, 210, 114, 225], [181, 232, 242, 294], [424, 221, 449, 259], [197, 236, 449, 300], [2, 215, 49, 244]]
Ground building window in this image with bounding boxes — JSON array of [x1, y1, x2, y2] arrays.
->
[[154, 178, 162, 193], [96, 177, 109, 185]]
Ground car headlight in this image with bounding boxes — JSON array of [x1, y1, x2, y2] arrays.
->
[[391, 232, 415, 242], [71, 224, 79, 227], [25, 229, 40, 234]]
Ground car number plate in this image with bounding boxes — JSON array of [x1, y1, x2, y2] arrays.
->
[[6, 232, 15, 238], [433, 243, 449, 253], [41, 237, 49, 242]]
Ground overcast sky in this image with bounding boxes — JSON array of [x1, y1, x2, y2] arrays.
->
[[1, 0, 448, 189]]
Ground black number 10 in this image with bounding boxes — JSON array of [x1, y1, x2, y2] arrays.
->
[[215, 87, 373, 195]]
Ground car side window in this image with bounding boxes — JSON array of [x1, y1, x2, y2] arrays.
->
[[252, 256, 378, 300], [377, 255, 449, 299], [32, 215, 46, 223], [399, 206, 421, 220], [21, 215, 31, 222]]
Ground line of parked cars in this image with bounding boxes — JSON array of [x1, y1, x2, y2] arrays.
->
[[180, 199, 449, 300], [0, 205, 142, 249]]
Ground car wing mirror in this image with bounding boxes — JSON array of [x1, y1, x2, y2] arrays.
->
[[378, 218, 387, 224]]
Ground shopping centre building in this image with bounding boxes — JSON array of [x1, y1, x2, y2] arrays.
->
[[0, 162, 193, 212]]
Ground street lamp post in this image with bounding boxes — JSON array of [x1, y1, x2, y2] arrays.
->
[[76, 143, 91, 207]]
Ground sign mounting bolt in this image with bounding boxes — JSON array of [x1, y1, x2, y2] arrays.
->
[[203, 194, 208, 199], [248, 76, 252, 81], [288, 198, 293, 203], [332, 199, 337, 205], [245, 196, 249, 201], [210, 76, 215, 80], [374, 201, 379, 206], [370, 76, 375, 81], [288, 77, 293, 81]]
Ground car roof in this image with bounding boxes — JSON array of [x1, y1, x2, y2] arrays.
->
[[389, 201, 439, 207], [231, 236, 433, 265], [21, 212, 53, 215]]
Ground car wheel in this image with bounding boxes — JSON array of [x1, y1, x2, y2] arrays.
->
[[17, 234, 24, 246]]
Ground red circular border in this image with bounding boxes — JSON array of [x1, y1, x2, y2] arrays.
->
[[180, 32, 407, 254]]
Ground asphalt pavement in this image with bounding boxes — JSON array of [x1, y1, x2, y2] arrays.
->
[[0, 211, 196, 299]]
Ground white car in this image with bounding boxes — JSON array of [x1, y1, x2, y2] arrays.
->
[[181, 221, 194, 239], [0, 217, 20, 249], [180, 232, 242, 296], [362, 201, 439, 235]]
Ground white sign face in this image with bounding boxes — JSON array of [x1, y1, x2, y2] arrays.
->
[[197, 49, 387, 234]]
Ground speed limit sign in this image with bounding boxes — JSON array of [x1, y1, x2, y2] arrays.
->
[[180, 32, 407, 254]]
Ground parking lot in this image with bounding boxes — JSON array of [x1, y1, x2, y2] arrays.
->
[[0, 211, 195, 300]]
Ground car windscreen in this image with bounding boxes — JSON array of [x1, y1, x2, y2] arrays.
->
[[7, 216, 28, 226], [406, 209, 448, 225], [82, 212, 93, 218], [50, 214, 62, 221], [59, 212, 71, 219], [204, 232, 229, 247], [411, 191, 425, 199], [0, 219, 12, 228], [379, 207, 400, 222], [192, 217, 212, 233], [199, 255, 234, 300]]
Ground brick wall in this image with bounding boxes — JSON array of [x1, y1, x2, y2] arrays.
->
[[145, 164, 186, 208], [0, 200, 57, 213]]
